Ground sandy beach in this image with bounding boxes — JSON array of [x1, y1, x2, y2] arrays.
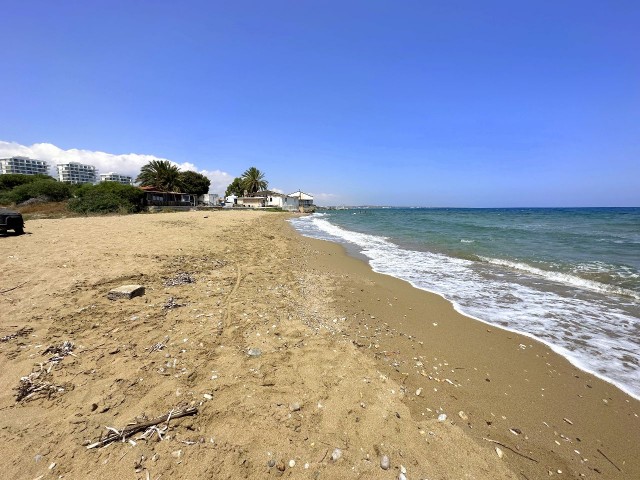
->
[[1, 211, 638, 479]]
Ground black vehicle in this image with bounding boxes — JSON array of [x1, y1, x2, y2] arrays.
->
[[0, 209, 24, 235]]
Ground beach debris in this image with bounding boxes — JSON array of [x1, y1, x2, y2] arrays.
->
[[148, 342, 166, 353], [163, 297, 184, 310], [597, 448, 622, 472], [288, 459, 296, 468], [458, 411, 469, 421], [0, 326, 33, 342], [483, 437, 539, 463], [107, 285, 145, 301], [509, 428, 522, 435], [43, 341, 75, 363], [415, 388, 422, 396], [398, 474, 407, 480], [164, 273, 196, 287], [247, 347, 262, 357], [15, 364, 65, 402], [563, 417, 574, 425], [380, 455, 390, 470], [331, 448, 343, 461], [437, 413, 447, 422], [495, 447, 504, 458], [0, 280, 29, 295], [86, 405, 198, 449]]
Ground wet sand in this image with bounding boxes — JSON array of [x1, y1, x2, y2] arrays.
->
[[0, 211, 637, 479]]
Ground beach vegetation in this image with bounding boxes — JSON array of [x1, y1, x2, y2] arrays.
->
[[68, 182, 144, 214], [240, 167, 268, 194], [178, 170, 210, 195], [6, 178, 73, 204], [0, 173, 57, 192], [136, 160, 183, 192], [225, 177, 244, 197]]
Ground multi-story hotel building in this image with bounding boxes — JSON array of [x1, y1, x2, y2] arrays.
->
[[57, 162, 98, 184], [0, 156, 50, 176], [100, 172, 133, 185]]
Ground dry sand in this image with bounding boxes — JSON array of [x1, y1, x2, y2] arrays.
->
[[0, 211, 638, 479]]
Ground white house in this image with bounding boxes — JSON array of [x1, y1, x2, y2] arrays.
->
[[236, 190, 300, 211], [289, 190, 314, 208]]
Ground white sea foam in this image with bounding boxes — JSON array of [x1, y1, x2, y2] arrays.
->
[[289, 214, 640, 400], [478, 256, 640, 300]]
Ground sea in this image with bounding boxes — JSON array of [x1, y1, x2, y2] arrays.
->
[[289, 208, 640, 400]]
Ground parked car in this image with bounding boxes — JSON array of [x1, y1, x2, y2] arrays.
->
[[0, 209, 24, 235]]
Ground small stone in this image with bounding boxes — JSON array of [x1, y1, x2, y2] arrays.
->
[[267, 459, 275, 468], [48, 462, 56, 470], [289, 459, 296, 468], [400, 465, 407, 474], [247, 348, 262, 357], [203, 393, 213, 400], [495, 447, 504, 459], [380, 455, 390, 470], [276, 460, 286, 471], [90, 403, 98, 412], [107, 285, 145, 301], [398, 474, 407, 480], [290, 402, 301, 411], [331, 448, 342, 461], [458, 411, 468, 420], [437, 413, 447, 422], [416, 388, 422, 396], [171, 450, 183, 458]]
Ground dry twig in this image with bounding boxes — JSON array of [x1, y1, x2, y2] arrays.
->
[[597, 448, 622, 472], [0, 281, 28, 294], [86, 406, 198, 449], [482, 437, 539, 463]]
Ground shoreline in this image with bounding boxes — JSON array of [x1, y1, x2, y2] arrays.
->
[[0, 211, 637, 479], [293, 221, 640, 479], [290, 214, 640, 402]]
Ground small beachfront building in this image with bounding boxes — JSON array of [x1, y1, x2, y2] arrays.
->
[[289, 190, 314, 208], [237, 190, 300, 211], [140, 186, 197, 207]]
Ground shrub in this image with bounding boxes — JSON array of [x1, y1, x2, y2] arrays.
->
[[68, 182, 144, 214], [10, 179, 73, 203], [0, 174, 55, 192]]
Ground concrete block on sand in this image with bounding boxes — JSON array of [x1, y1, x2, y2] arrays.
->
[[107, 285, 145, 300]]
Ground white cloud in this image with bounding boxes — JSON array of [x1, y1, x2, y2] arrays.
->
[[0, 141, 233, 195]]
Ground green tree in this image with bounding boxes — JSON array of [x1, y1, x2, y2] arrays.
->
[[178, 170, 211, 195], [136, 160, 183, 192], [225, 177, 244, 197], [240, 167, 268, 194]]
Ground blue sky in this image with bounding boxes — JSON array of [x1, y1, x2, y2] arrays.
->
[[2, 1, 639, 206]]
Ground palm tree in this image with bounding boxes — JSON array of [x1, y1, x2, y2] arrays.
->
[[241, 167, 268, 194], [136, 160, 183, 192]]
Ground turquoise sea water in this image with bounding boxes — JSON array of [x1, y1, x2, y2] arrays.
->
[[290, 208, 640, 399]]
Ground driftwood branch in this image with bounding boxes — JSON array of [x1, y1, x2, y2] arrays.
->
[[482, 437, 539, 463], [87, 406, 198, 449], [0, 281, 28, 294], [597, 448, 622, 472]]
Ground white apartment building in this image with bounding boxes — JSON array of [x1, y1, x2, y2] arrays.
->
[[100, 172, 133, 185], [0, 156, 50, 176], [57, 162, 98, 184]]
